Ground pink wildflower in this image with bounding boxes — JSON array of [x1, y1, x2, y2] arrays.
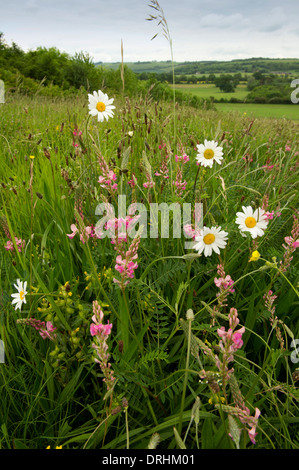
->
[[90, 300, 115, 390], [175, 154, 189, 163], [143, 180, 155, 189], [155, 154, 169, 179], [4, 236, 26, 253], [4, 240, 14, 251], [264, 211, 274, 220], [128, 176, 136, 187], [98, 154, 118, 194], [113, 235, 140, 289], [67, 224, 78, 239], [215, 308, 245, 382], [67, 223, 95, 244], [173, 166, 187, 196], [214, 274, 235, 293], [16, 318, 57, 341], [280, 215, 299, 272], [183, 224, 196, 240], [39, 321, 57, 341], [212, 265, 235, 325]]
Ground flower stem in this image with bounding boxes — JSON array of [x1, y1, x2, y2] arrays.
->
[[179, 316, 192, 435]]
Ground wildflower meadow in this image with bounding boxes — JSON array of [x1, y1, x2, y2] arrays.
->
[[0, 5, 299, 452]]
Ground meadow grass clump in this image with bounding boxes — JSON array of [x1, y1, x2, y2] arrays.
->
[[0, 87, 298, 450]]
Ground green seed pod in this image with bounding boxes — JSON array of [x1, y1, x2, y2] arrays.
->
[[66, 307, 75, 314]]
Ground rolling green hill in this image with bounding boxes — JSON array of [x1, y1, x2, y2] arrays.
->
[[97, 58, 299, 76]]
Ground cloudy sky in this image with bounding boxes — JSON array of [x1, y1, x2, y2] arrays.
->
[[1, 0, 299, 63]]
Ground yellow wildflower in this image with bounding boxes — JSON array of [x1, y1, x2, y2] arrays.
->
[[249, 250, 260, 262]]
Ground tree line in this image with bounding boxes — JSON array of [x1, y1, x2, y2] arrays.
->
[[0, 33, 213, 109], [0, 33, 294, 105]]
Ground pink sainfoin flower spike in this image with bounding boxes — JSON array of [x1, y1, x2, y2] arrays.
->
[[263, 290, 284, 349], [113, 235, 140, 289], [90, 300, 115, 391], [128, 174, 136, 187], [66, 223, 95, 244], [39, 321, 57, 341], [106, 216, 138, 247], [4, 240, 14, 251], [67, 224, 78, 239], [16, 318, 57, 341], [4, 236, 26, 253], [175, 153, 189, 163], [155, 154, 169, 179], [143, 172, 155, 189], [280, 215, 299, 272], [98, 154, 118, 194], [212, 265, 235, 325], [173, 166, 187, 196], [228, 406, 261, 445], [215, 307, 245, 383]]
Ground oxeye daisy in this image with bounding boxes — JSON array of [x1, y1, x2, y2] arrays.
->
[[235, 206, 268, 239], [196, 139, 223, 168], [193, 226, 228, 257], [88, 90, 115, 122], [11, 279, 27, 311]]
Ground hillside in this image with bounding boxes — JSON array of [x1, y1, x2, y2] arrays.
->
[[97, 58, 299, 75]]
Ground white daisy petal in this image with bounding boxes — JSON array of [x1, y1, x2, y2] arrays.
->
[[196, 139, 224, 168], [11, 279, 27, 311], [193, 226, 228, 257], [88, 89, 115, 123], [235, 205, 268, 239]]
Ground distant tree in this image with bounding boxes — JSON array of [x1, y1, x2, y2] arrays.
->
[[65, 51, 101, 90], [187, 75, 197, 84], [247, 76, 258, 91], [23, 47, 70, 86], [215, 74, 236, 93]]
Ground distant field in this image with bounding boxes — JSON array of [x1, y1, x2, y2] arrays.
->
[[171, 83, 299, 120], [216, 103, 299, 120], [173, 83, 249, 101]]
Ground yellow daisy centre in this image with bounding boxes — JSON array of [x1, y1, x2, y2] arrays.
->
[[96, 101, 106, 112], [204, 149, 214, 159], [20, 290, 25, 300], [245, 216, 257, 228], [203, 233, 216, 245]]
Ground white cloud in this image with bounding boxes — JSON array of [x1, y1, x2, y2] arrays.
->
[[1, 0, 299, 62], [199, 12, 250, 30]]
